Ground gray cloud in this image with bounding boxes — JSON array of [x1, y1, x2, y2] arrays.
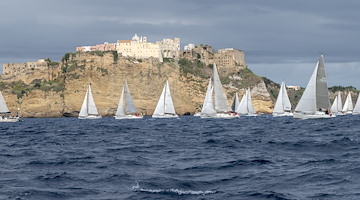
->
[[1, 0, 360, 87]]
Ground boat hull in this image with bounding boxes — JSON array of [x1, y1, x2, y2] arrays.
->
[[272, 112, 293, 117], [200, 113, 239, 119], [152, 114, 179, 118], [0, 117, 20, 122], [114, 115, 143, 119], [293, 111, 335, 119], [78, 115, 102, 119]]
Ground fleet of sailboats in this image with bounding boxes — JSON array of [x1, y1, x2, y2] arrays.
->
[[114, 80, 143, 119], [200, 63, 238, 118], [293, 55, 334, 119], [272, 81, 292, 117], [78, 84, 102, 119], [1, 54, 359, 120], [152, 80, 178, 118]]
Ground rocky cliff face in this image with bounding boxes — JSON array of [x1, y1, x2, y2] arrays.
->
[[0, 52, 273, 117]]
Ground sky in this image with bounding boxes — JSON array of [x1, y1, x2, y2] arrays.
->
[[1, 0, 360, 88]]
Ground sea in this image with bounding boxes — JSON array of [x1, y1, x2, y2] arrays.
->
[[0, 115, 360, 200]]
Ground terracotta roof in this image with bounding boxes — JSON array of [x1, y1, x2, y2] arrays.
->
[[117, 40, 131, 43]]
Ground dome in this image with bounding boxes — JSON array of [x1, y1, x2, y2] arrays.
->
[[132, 34, 140, 41]]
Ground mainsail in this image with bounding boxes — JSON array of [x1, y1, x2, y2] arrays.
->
[[0, 91, 10, 113], [342, 92, 354, 112], [236, 88, 255, 115], [201, 78, 217, 116], [353, 93, 360, 114], [231, 92, 240, 112], [213, 63, 231, 112]]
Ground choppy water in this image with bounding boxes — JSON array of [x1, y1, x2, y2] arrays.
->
[[1, 115, 360, 200]]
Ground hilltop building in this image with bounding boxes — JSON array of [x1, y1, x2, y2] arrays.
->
[[3, 59, 49, 76], [76, 34, 180, 62]]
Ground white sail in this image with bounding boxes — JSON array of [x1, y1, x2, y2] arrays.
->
[[115, 86, 126, 117], [246, 88, 256, 114], [342, 92, 353, 112], [0, 91, 10, 113], [164, 81, 176, 114], [294, 55, 333, 119], [237, 90, 248, 115], [236, 88, 256, 115], [337, 92, 343, 112], [79, 84, 100, 118], [153, 84, 166, 116], [201, 78, 217, 116], [212, 63, 231, 112], [330, 96, 338, 113], [352, 93, 360, 114], [273, 81, 292, 114], [231, 92, 240, 112], [152, 80, 177, 117]]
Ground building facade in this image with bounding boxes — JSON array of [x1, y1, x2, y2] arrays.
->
[[3, 59, 49, 76]]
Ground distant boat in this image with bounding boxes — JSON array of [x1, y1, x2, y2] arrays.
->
[[0, 91, 20, 122], [352, 93, 360, 115], [200, 63, 238, 118], [78, 84, 102, 119], [272, 81, 293, 117], [342, 92, 353, 114], [236, 88, 258, 116], [114, 80, 143, 119], [330, 92, 343, 115], [152, 80, 178, 118], [293, 55, 334, 119], [231, 92, 240, 112]]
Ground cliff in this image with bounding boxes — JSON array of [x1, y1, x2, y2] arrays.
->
[[0, 52, 273, 117]]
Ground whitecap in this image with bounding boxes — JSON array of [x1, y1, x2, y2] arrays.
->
[[131, 182, 216, 196]]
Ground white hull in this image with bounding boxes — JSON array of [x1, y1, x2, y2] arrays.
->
[[200, 112, 239, 119], [193, 112, 201, 117], [78, 115, 102, 119], [0, 117, 20, 122], [239, 113, 259, 117], [152, 114, 179, 118], [273, 112, 293, 117], [114, 115, 143, 119], [293, 111, 335, 119]]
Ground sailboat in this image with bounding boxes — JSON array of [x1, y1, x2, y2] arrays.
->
[[272, 81, 293, 117], [78, 84, 102, 119], [152, 80, 178, 118], [352, 93, 360, 115], [293, 55, 334, 119], [330, 92, 343, 115], [231, 92, 240, 112], [114, 80, 143, 119], [0, 91, 20, 122], [342, 92, 353, 114], [236, 88, 258, 116], [200, 63, 238, 118]]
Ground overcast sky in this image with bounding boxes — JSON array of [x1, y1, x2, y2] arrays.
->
[[1, 0, 360, 88]]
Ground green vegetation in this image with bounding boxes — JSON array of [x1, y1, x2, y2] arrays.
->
[[45, 58, 59, 67], [329, 85, 358, 93], [61, 52, 77, 62], [178, 58, 209, 79], [163, 58, 175, 63], [112, 51, 118, 63]]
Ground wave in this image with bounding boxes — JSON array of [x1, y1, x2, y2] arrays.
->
[[131, 182, 216, 196]]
